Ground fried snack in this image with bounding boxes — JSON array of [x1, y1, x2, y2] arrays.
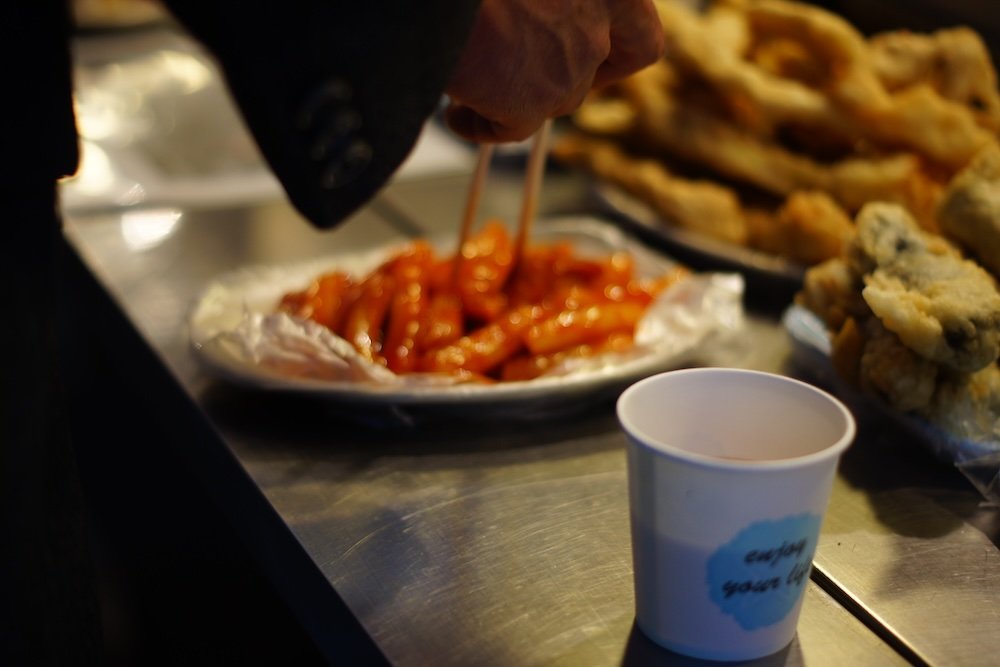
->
[[925, 364, 1000, 442], [555, 127, 859, 265], [826, 154, 943, 232], [829, 309, 1000, 437], [852, 203, 1000, 373], [796, 256, 868, 332], [703, 0, 754, 56], [751, 1, 995, 169], [571, 96, 638, 137], [620, 63, 832, 195], [559, 0, 1000, 271], [551, 132, 749, 244], [278, 223, 688, 381], [828, 315, 864, 388], [799, 199, 1000, 438], [750, 35, 826, 87], [869, 27, 1000, 133], [741, 0, 893, 115], [865, 85, 996, 172], [653, 0, 847, 137], [657, 0, 994, 169], [852, 316, 940, 412], [615, 61, 940, 222], [843, 315, 1000, 439], [826, 313, 942, 414], [765, 190, 854, 264], [938, 143, 1000, 277]]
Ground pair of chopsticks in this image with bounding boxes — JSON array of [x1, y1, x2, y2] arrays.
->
[[452, 119, 554, 285]]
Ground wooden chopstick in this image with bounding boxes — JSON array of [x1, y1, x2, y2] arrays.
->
[[452, 143, 495, 287], [452, 118, 553, 287], [512, 118, 553, 273]]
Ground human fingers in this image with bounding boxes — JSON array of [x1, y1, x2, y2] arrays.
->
[[593, 0, 665, 88], [445, 67, 593, 142], [444, 102, 543, 143]]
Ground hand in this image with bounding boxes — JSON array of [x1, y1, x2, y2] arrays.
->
[[443, 0, 664, 143]]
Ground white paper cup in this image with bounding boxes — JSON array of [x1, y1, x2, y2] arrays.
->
[[617, 368, 855, 661]]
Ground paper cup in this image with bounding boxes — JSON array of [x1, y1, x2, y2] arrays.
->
[[617, 368, 855, 661]]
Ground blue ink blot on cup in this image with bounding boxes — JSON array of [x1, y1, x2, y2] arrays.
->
[[706, 514, 821, 630]]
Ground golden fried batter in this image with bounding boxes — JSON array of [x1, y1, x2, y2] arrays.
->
[[557, 0, 1000, 279], [827, 154, 941, 227], [551, 133, 749, 244], [854, 316, 940, 412], [854, 203, 1000, 373], [654, 0, 853, 137], [938, 142, 1000, 278], [743, 0, 892, 114], [769, 190, 854, 264], [829, 316, 864, 388], [924, 364, 1000, 443], [798, 256, 869, 331], [869, 27, 1000, 133], [617, 61, 937, 217]]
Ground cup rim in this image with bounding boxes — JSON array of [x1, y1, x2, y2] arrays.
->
[[616, 368, 856, 471]]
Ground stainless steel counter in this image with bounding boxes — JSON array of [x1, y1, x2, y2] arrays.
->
[[59, 20, 1000, 663], [62, 156, 1000, 665]]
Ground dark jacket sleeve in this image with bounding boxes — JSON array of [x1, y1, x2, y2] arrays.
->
[[163, 0, 481, 228], [0, 1, 80, 185]]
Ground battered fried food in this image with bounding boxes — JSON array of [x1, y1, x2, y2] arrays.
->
[[796, 256, 867, 331], [653, 0, 995, 169], [653, 0, 850, 137], [771, 191, 854, 265], [558, 0, 1000, 271], [551, 132, 748, 244], [852, 316, 940, 412], [618, 61, 937, 217], [742, 0, 893, 114], [571, 96, 637, 137], [938, 143, 1000, 277], [852, 202, 1000, 373], [925, 364, 1000, 443], [828, 309, 1000, 440], [869, 27, 1000, 133], [746, 191, 852, 262], [864, 84, 996, 171], [798, 199, 1000, 442], [554, 132, 855, 265], [826, 154, 940, 226]]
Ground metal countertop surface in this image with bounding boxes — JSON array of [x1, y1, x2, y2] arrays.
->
[[60, 20, 1000, 667], [63, 163, 1000, 665]]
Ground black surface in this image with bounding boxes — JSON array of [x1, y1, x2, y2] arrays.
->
[[61, 240, 388, 666]]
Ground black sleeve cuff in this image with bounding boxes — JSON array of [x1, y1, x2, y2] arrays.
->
[[163, 0, 481, 228]]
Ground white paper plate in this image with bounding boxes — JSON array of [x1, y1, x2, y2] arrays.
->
[[188, 217, 745, 413]]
